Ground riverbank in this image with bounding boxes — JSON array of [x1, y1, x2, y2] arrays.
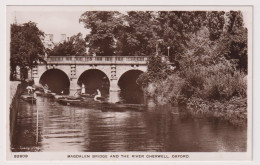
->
[[9, 81, 22, 143], [144, 92, 247, 126], [138, 59, 247, 126], [186, 97, 247, 126], [10, 81, 20, 101], [142, 81, 247, 126]]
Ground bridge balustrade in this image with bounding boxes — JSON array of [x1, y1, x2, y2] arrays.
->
[[44, 56, 149, 64]]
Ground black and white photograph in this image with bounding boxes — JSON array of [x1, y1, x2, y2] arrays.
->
[[5, 5, 252, 161]]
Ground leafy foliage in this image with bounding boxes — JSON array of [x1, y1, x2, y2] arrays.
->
[[206, 11, 225, 40], [48, 33, 87, 56], [79, 11, 247, 70], [135, 11, 248, 105], [217, 11, 248, 72], [115, 11, 158, 56], [202, 71, 247, 100], [79, 11, 209, 58], [10, 22, 45, 80], [137, 55, 173, 86], [145, 75, 185, 105], [10, 22, 45, 68], [79, 11, 123, 56], [155, 11, 207, 62]]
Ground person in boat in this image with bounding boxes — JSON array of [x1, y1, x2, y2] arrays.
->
[[33, 91, 37, 98], [94, 89, 101, 101], [43, 84, 50, 93], [81, 84, 85, 94], [26, 86, 34, 94]]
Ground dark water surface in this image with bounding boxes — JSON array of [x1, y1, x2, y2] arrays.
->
[[11, 91, 247, 152]]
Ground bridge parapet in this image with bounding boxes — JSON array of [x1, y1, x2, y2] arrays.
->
[[43, 56, 149, 65]]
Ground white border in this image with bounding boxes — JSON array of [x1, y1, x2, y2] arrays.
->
[[1, 0, 259, 165]]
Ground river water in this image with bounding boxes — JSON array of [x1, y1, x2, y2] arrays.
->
[[11, 90, 247, 152]]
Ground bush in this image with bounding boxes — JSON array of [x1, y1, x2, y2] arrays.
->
[[180, 66, 207, 98], [143, 74, 185, 105], [137, 55, 173, 87], [202, 70, 247, 100]]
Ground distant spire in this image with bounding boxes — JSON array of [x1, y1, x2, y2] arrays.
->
[[14, 11, 17, 24]]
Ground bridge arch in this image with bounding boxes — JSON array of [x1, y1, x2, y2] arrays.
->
[[118, 69, 144, 91], [117, 69, 145, 103], [77, 69, 110, 94], [39, 69, 70, 94]]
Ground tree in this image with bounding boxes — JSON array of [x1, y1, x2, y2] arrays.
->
[[79, 11, 208, 58], [206, 11, 225, 41], [115, 11, 158, 56], [10, 21, 45, 80], [79, 10, 247, 73], [155, 11, 207, 62], [137, 55, 173, 86], [48, 33, 87, 56], [217, 11, 248, 72], [175, 11, 248, 100], [79, 11, 123, 56]]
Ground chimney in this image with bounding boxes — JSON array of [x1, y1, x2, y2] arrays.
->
[[14, 11, 17, 24], [49, 34, 53, 42], [60, 34, 66, 42]]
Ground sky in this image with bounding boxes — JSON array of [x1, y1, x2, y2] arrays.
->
[[7, 6, 251, 43], [8, 6, 90, 42]]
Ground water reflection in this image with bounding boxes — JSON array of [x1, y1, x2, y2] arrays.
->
[[119, 89, 144, 104], [11, 91, 247, 152]]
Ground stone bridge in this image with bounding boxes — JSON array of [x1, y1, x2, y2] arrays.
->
[[31, 56, 168, 93]]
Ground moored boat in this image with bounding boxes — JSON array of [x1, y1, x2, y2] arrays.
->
[[79, 93, 93, 98], [57, 97, 83, 106], [56, 96, 145, 111], [65, 96, 84, 100], [54, 95, 65, 100], [20, 95, 36, 104], [35, 91, 56, 98]]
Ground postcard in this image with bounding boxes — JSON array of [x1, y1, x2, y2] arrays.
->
[[5, 5, 252, 162]]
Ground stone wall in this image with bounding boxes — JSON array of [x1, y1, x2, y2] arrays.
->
[[9, 81, 22, 144]]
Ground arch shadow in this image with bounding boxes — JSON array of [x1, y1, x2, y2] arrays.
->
[[118, 69, 144, 104], [77, 69, 110, 95], [118, 70, 144, 90], [39, 69, 70, 94]]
